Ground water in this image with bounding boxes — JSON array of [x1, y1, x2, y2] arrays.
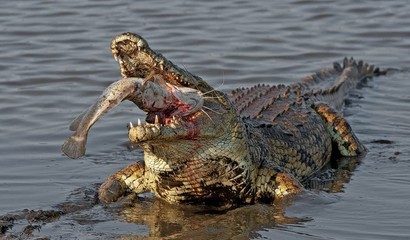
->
[[1, 0, 409, 239]]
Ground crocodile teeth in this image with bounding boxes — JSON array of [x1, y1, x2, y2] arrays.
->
[[172, 116, 181, 125], [154, 115, 159, 125], [137, 118, 142, 126], [128, 122, 134, 129], [168, 122, 176, 129], [171, 116, 176, 124], [113, 52, 119, 62], [151, 126, 160, 135]]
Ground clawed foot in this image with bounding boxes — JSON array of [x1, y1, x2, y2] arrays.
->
[[98, 176, 127, 204]]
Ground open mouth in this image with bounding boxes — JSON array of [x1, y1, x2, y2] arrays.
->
[[128, 103, 202, 143], [143, 101, 198, 126], [124, 75, 205, 143]]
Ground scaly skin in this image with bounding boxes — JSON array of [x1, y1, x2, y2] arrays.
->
[[63, 32, 383, 207]]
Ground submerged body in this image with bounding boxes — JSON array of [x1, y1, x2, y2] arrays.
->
[[62, 33, 382, 207]]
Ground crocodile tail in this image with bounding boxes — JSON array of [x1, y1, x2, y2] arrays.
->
[[300, 57, 381, 91], [338, 57, 383, 77], [300, 57, 383, 110]]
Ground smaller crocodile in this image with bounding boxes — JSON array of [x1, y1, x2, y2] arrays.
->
[[62, 32, 384, 207]]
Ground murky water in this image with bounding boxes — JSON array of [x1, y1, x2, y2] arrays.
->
[[1, 0, 410, 239]]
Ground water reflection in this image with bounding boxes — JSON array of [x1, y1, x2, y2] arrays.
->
[[118, 197, 308, 239]]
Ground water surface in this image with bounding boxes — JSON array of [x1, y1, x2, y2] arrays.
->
[[1, 0, 409, 239]]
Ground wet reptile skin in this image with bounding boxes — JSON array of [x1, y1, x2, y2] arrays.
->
[[66, 33, 383, 207]]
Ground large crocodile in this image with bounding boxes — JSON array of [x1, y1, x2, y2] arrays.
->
[[62, 32, 383, 207]]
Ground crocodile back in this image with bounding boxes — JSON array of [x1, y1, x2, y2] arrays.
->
[[229, 58, 380, 121]]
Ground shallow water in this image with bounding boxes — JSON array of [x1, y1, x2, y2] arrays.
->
[[1, 0, 410, 239]]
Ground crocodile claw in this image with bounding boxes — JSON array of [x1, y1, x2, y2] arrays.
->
[[98, 176, 127, 204]]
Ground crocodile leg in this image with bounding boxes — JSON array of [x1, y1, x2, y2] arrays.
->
[[254, 163, 302, 204], [99, 161, 149, 204], [313, 103, 366, 157]]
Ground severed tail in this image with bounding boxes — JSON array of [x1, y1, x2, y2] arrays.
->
[[62, 78, 144, 159]]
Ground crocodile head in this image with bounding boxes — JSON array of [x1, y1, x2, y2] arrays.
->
[[111, 33, 249, 198], [111, 33, 240, 138], [111, 32, 214, 92]]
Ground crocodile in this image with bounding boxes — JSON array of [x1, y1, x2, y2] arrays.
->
[[62, 32, 384, 208]]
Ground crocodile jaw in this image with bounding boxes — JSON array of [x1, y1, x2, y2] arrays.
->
[[110, 32, 235, 144], [128, 98, 230, 144]]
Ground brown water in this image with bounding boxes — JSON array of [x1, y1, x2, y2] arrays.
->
[[1, 0, 410, 239]]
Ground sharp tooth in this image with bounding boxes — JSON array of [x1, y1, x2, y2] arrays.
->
[[159, 64, 164, 71], [113, 53, 119, 62], [169, 122, 176, 129], [129, 122, 134, 128], [138, 118, 142, 126], [155, 115, 159, 125]]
